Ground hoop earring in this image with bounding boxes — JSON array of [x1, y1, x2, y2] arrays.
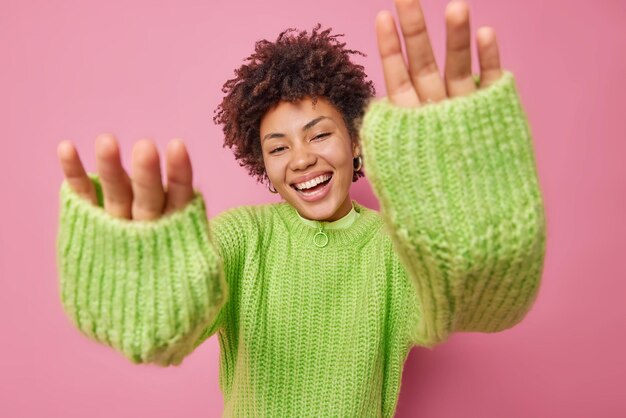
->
[[353, 155, 363, 172], [268, 182, 278, 194]]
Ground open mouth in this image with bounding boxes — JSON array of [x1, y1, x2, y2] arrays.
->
[[291, 173, 334, 201]]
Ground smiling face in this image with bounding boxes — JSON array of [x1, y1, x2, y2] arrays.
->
[[260, 96, 360, 222]]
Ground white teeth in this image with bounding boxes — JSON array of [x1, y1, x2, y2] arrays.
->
[[294, 174, 331, 190]]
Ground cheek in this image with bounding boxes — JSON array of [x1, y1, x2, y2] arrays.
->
[[322, 144, 353, 172], [261, 155, 274, 180], [263, 156, 286, 183]]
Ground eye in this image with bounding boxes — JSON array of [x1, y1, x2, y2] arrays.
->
[[269, 146, 286, 155], [312, 133, 330, 141]]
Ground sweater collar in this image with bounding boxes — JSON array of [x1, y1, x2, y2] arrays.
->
[[294, 202, 360, 230], [272, 200, 382, 249]]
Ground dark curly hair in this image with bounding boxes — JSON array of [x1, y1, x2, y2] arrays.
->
[[213, 23, 376, 185]]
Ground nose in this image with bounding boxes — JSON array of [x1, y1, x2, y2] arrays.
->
[[289, 143, 317, 172]]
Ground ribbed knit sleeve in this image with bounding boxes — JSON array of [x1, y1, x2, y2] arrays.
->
[[56, 173, 228, 366], [190, 205, 258, 350], [359, 71, 547, 348]]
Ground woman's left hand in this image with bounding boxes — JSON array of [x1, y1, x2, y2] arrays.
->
[[375, 0, 503, 107]]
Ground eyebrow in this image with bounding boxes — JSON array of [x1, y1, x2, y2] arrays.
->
[[262, 116, 331, 143]]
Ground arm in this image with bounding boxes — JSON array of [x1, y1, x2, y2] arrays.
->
[[189, 204, 255, 350], [57, 174, 228, 366], [360, 71, 547, 348], [365, 0, 548, 348]]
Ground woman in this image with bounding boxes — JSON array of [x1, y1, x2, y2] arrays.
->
[[56, 0, 546, 416]]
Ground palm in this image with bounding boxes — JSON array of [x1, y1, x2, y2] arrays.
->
[[375, 0, 503, 107]]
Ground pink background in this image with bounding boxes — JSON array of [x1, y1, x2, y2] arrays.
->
[[1, 0, 624, 416]]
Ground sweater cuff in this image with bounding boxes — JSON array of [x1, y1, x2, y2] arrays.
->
[[360, 71, 546, 344], [360, 70, 544, 245], [56, 173, 227, 366]]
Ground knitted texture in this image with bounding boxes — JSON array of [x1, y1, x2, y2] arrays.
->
[[57, 176, 228, 366], [360, 70, 547, 346], [56, 70, 546, 417]]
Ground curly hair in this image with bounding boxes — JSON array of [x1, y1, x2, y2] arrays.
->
[[213, 23, 376, 185]]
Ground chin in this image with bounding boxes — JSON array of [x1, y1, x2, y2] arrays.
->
[[295, 193, 350, 222], [285, 198, 330, 220], [300, 205, 338, 221]]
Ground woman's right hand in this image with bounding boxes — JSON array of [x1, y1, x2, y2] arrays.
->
[[57, 133, 195, 221]]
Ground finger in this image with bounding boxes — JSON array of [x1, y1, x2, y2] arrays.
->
[[394, 0, 447, 103], [95, 133, 133, 219], [476, 27, 503, 88], [375, 10, 420, 107], [57, 140, 98, 206], [130, 139, 165, 221], [164, 139, 195, 215], [444, 0, 477, 97]]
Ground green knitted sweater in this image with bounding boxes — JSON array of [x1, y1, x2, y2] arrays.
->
[[56, 71, 547, 417]]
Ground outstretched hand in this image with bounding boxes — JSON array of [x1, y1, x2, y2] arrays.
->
[[375, 0, 503, 107], [57, 135, 196, 221]]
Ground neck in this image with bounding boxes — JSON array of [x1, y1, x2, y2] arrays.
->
[[316, 195, 353, 222]]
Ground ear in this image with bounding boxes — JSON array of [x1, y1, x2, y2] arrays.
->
[[352, 137, 362, 158]]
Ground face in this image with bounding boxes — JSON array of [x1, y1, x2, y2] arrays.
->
[[260, 96, 360, 222]]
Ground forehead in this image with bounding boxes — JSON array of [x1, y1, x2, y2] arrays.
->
[[260, 96, 342, 132]]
